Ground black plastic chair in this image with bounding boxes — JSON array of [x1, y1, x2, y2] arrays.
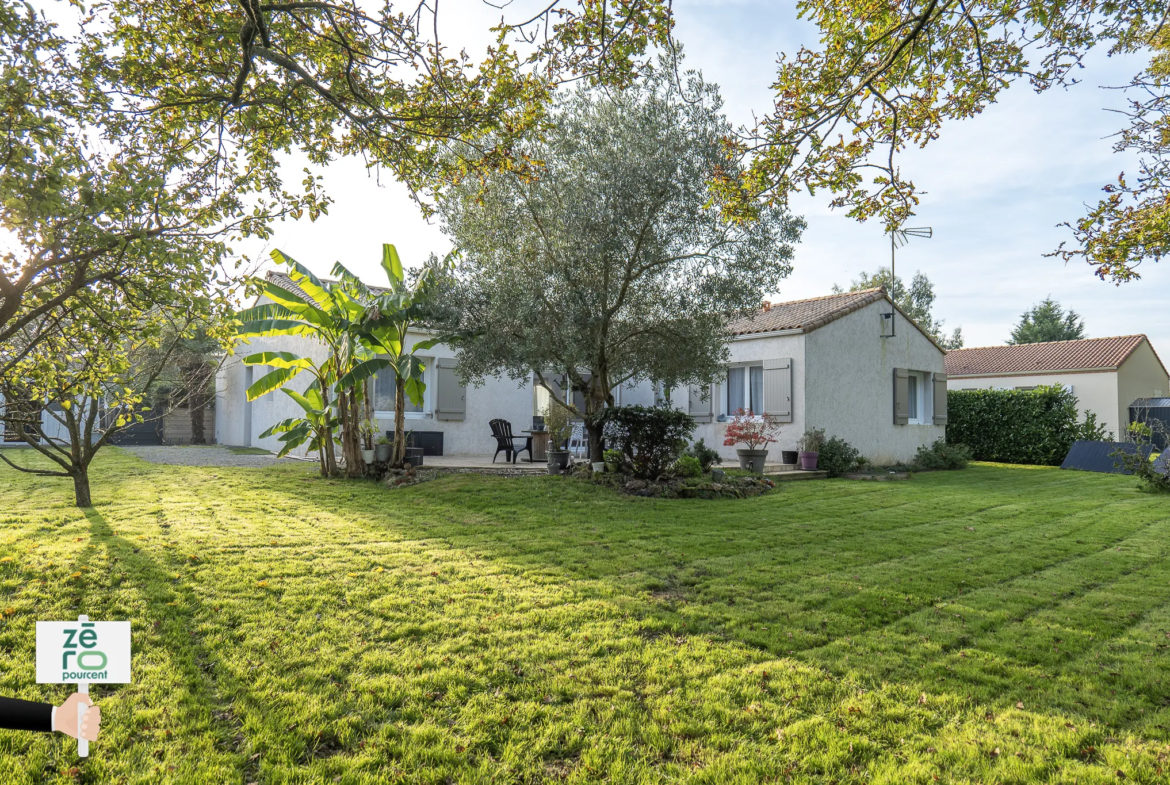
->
[[490, 419, 532, 464]]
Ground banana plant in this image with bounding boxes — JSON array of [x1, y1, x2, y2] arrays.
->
[[257, 382, 340, 475], [236, 249, 372, 477], [337, 244, 448, 468]]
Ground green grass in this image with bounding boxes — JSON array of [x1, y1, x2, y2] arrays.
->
[[226, 446, 273, 455], [0, 450, 1168, 783]]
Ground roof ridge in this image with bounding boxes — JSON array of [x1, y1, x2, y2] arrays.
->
[[950, 335, 1146, 353], [763, 287, 883, 309]]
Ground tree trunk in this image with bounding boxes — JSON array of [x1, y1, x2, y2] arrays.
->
[[181, 361, 209, 444], [363, 380, 374, 450], [189, 403, 205, 445], [391, 377, 407, 468], [337, 388, 364, 478], [320, 385, 338, 476], [586, 420, 605, 463], [72, 470, 92, 508]]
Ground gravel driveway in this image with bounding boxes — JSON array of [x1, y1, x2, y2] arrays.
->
[[120, 445, 316, 469]]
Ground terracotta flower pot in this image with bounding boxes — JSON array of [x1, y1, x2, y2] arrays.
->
[[737, 448, 769, 473], [799, 451, 819, 470]]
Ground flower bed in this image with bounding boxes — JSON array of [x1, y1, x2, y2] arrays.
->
[[577, 463, 775, 499]]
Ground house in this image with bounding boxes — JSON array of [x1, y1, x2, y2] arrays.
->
[[216, 276, 947, 464], [944, 335, 1169, 439], [687, 288, 947, 464]]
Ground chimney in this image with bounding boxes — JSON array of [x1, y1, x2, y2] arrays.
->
[[761, 300, 772, 312]]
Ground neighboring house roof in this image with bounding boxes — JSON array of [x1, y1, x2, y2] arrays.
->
[[729, 287, 946, 352], [944, 335, 1166, 377]]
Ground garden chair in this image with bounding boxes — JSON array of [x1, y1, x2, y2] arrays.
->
[[489, 419, 532, 464], [568, 421, 586, 458]]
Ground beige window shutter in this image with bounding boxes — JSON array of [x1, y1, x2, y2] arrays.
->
[[762, 358, 793, 422], [893, 368, 910, 425], [932, 372, 948, 425], [688, 383, 713, 422], [434, 358, 466, 421]]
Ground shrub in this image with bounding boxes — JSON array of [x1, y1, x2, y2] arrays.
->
[[1074, 410, 1113, 442], [818, 436, 861, 477], [946, 385, 1086, 465], [912, 438, 971, 471], [797, 427, 826, 453], [1112, 422, 1170, 493], [601, 405, 695, 480], [686, 438, 722, 471], [672, 455, 703, 478]]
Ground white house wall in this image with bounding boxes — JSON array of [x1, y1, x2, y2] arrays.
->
[[1118, 341, 1170, 431], [804, 299, 945, 464], [688, 332, 807, 461], [216, 330, 536, 456]]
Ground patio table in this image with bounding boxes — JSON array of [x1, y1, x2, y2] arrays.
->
[[522, 430, 549, 461]]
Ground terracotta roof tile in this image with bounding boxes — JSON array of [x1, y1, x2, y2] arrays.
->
[[944, 335, 1151, 376], [728, 288, 887, 335]]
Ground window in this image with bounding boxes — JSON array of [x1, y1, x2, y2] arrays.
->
[[726, 364, 764, 414], [373, 366, 424, 414], [907, 374, 918, 420]]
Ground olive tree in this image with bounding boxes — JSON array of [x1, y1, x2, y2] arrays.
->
[[436, 66, 804, 458]]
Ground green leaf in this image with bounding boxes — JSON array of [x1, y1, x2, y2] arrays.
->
[[382, 243, 404, 285], [272, 250, 334, 310], [336, 357, 392, 391], [236, 302, 297, 325], [241, 351, 314, 371], [262, 283, 330, 327], [247, 367, 303, 401], [236, 319, 318, 340]]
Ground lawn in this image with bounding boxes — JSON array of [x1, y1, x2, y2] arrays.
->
[[0, 450, 1168, 784]]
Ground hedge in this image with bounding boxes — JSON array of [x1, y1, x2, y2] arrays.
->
[[945, 385, 1083, 466]]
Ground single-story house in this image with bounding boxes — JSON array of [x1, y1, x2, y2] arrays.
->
[[216, 275, 946, 464], [944, 335, 1169, 439]]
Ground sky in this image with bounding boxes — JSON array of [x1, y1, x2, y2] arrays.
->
[[243, 0, 1170, 354]]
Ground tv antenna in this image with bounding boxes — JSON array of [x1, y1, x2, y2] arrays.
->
[[883, 225, 932, 338]]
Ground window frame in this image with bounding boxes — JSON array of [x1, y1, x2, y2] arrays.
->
[[372, 357, 432, 419], [721, 362, 765, 417], [907, 371, 930, 425]]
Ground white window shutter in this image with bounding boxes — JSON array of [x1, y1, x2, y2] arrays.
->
[[434, 358, 465, 421], [893, 368, 910, 425], [762, 358, 793, 422], [688, 384, 713, 422], [932, 372, 948, 425]]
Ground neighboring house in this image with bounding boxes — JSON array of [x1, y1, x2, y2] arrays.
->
[[216, 276, 946, 464], [944, 335, 1170, 439]]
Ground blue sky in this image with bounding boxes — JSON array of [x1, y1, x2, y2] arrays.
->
[[252, 0, 1170, 354]]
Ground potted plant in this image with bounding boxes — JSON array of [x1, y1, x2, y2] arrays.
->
[[603, 448, 623, 474], [723, 408, 782, 473], [375, 433, 392, 463], [360, 418, 377, 465], [797, 427, 826, 470], [543, 403, 573, 475]]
